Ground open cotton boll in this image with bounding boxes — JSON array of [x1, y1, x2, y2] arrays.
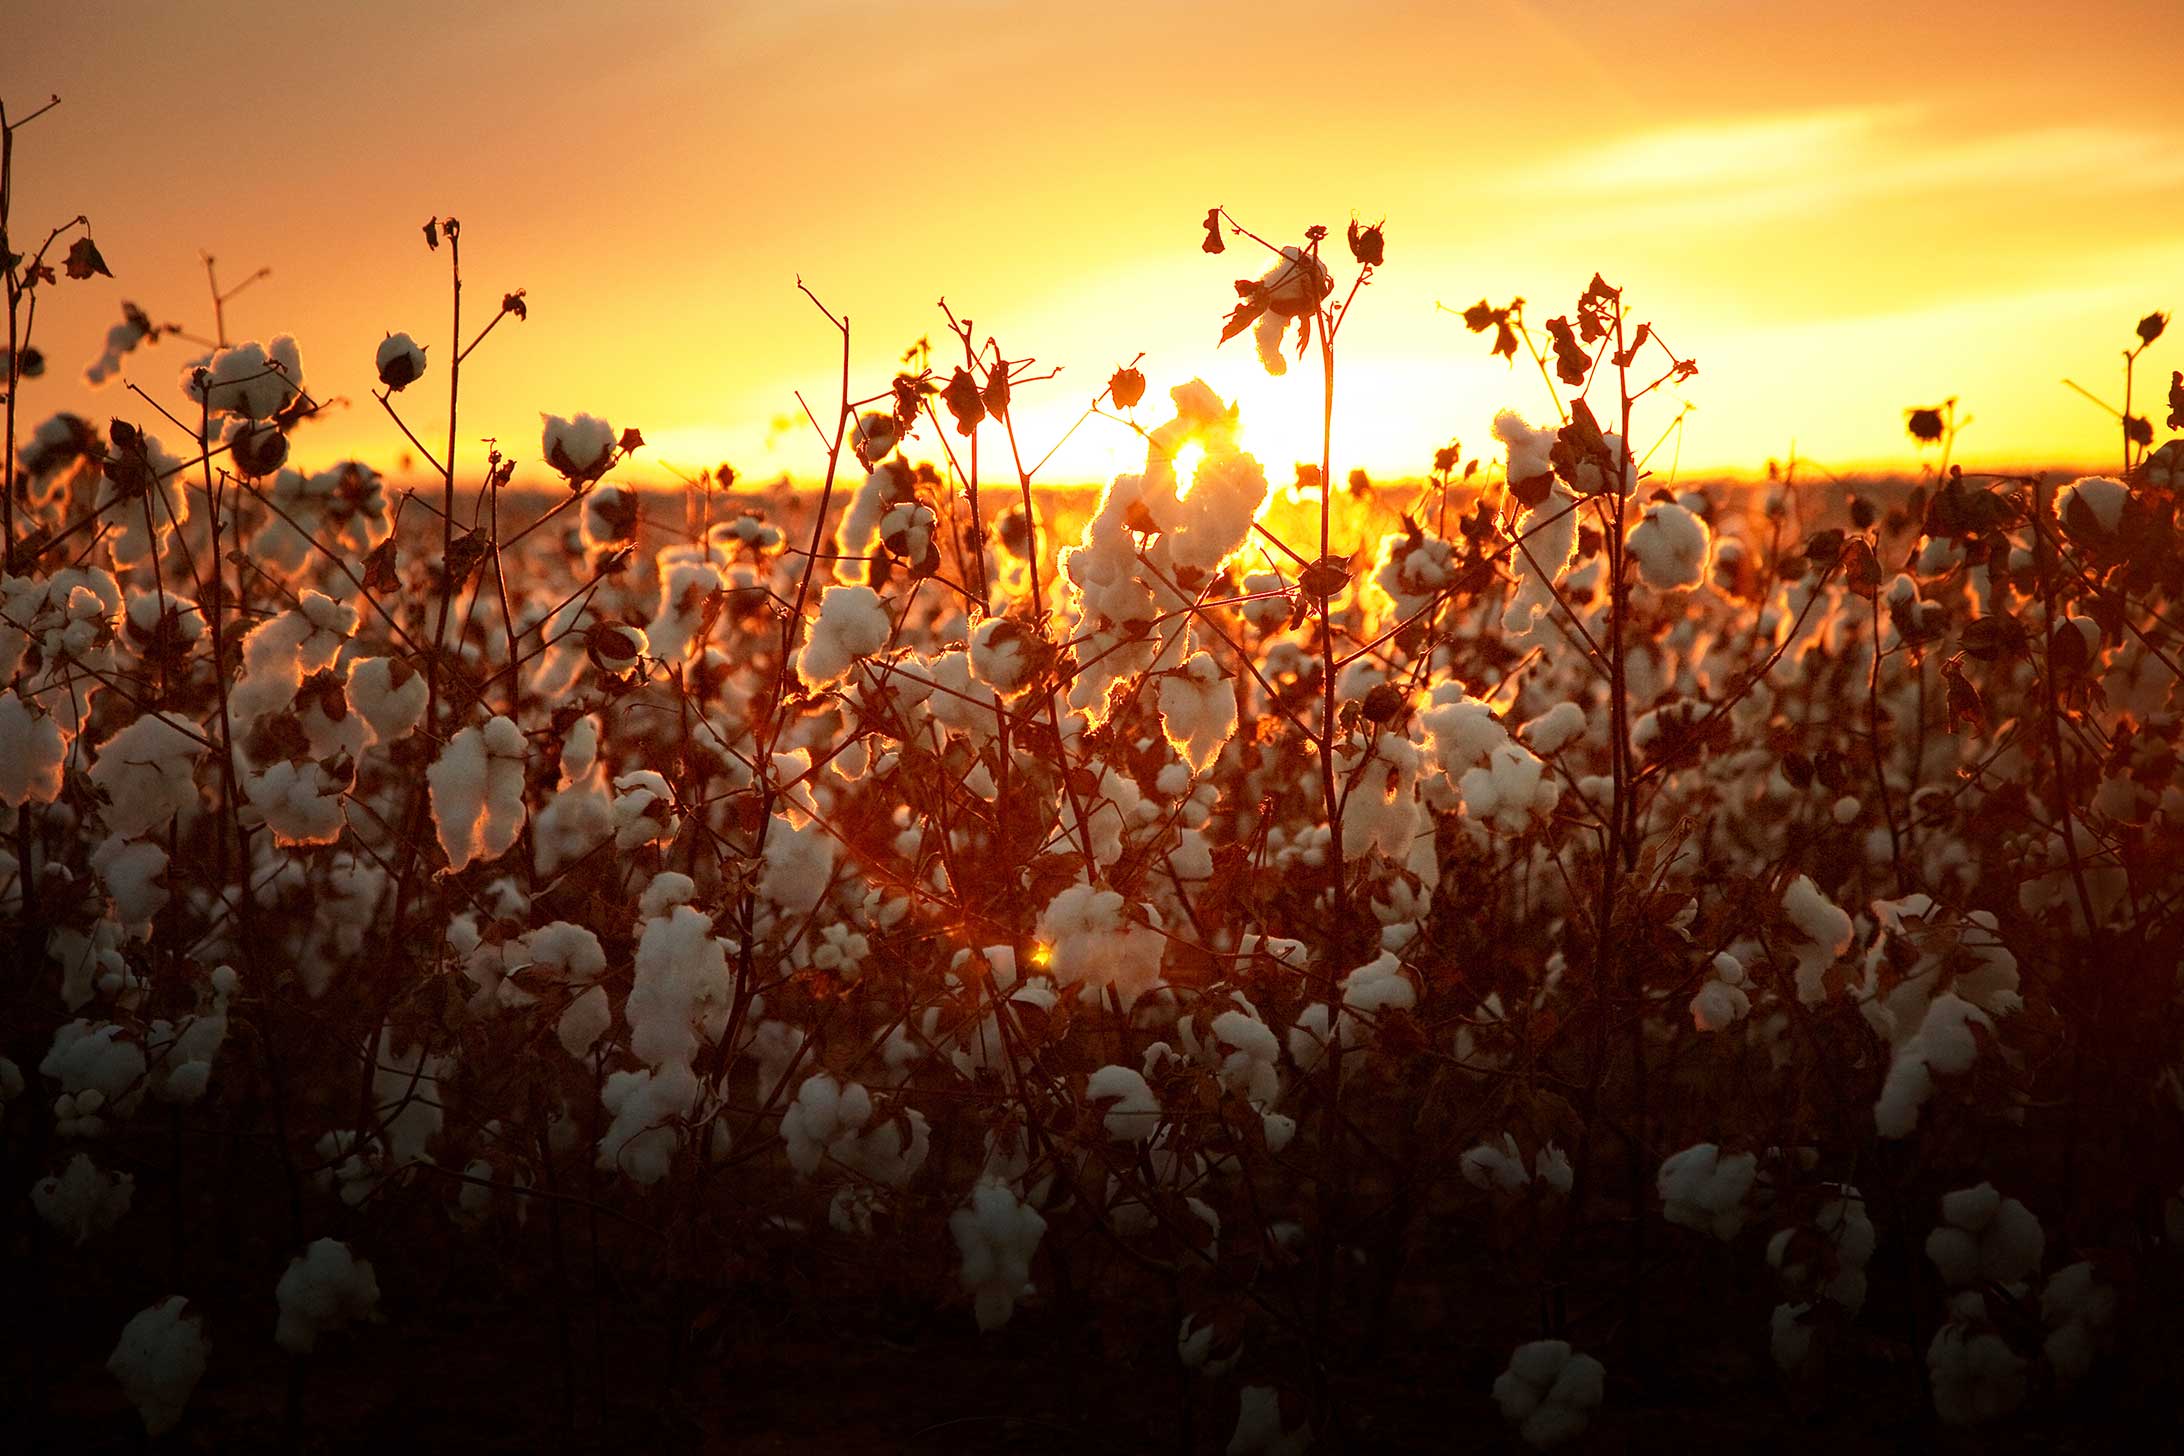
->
[[1086, 1064, 1163, 1142], [244, 759, 347, 845], [34, 1152, 134, 1243], [1781, 875, 1852, 1003], [1227, 1384, 1312, 1455], [374, 331, 427, 391], [1157, 651, 1235, 772], [797, 584, 892, 685], [1492, 1339, 1606, 1449], [949, 1178, 1046, 1332], [646, 556, 727, 662], [0, 690, 66, 805], [541, 412, 615, 479], [86, 712, 204, 839], [275, 1238, 380, 1353], [1875, 993, 1991, 1137], [1036, 884, 1166, 1009], [185, 336, 303, 420], [1461, 1132, 1531, 1192], [1625, 500, 1711, 590], [1926, 1182, 2044, 1288], [1928, 1317, 2027, 1425], [968, 616, 1036, 693], [2056, 476, 2128, 540], [627, 903, 731, 1072], [108, 1297, 207, 1436], [346, 656, 427, 746], [1518, 700, 1586, 757], [1771, 1302, 1816, 1372], [428, 716, 528, 872], [2040, 1261, 2115, 1385], [596, 1062, 698, 1183], [43, 1020, 148, 1131], [1691, 953, 1752, 1032], [1658, 1143, 1758, 1239]]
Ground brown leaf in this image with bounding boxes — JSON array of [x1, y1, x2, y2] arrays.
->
[[1108, 366, 1146, 409], [1200, 208, 1225, 254], [63, 237, 112, 281]]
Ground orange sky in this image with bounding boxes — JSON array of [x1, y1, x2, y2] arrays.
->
[[6, 1, 2182, 489]]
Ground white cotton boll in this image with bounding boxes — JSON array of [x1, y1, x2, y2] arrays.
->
[[1206, 1007, 1281, 1105], [2040, 1261, 2114, 1385], [596, 1062, 698, 1183], [758, 815, 837, 915], [950, 1178, 1046, 1332], [244, 760, 347, 846], [1875, 994, 1992, 1138], [1157, 650, 1236, 772], [627, 904, 730, 1071], [87, 713, 203, 839], [1781, 875, 1852, 1003], [34, 1152, 134, 1243], [643, 556, 726, 663], [1178, 1311, 1243, 1379], [797, 584, 891, 685], [1519, 701, 1586, 757], [92, 836, 169, 937], [557, 985, 611, 1060], [610, 770, 677, 849], [185, 336, 304, 420], [968, 615, 1035, 693], [374, 331, 427, 391], [1658, 1143, 1758, 1239], [1494, 409, 1554, 487], [0, 690, 66, 805], [108, 1297, 207, 1436], [1690, 976, 1751, 1033], [1625, 501, 1710, 591], [1502, 484, 1581, 636], [1492, 1340, 1606, 1449], [2056, 476, 2128, 539], [42, 1020, 147, 1128], [1036, 884, 1167, 1009], [1227, 1384, 1312, 1455], [1086, 1064, 1163, 1142], [1926, 1183, 2044, 1288], [781, 1073, 859, 1176], [346, 657, 427, 746], [275, 1238, 380, 1353], [542, 412, 616, 479], [1771, 1302, 1815, 1371], [1928, 1320, 2027, 1425], [428, 716, 527, 872], [1336, 950, 1417, 1053], [1536, 1144, 1574, 1194], [1461, 1133, 1532, 1192]]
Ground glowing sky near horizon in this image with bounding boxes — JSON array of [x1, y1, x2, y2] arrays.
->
[[5, 0, 2182, 490]]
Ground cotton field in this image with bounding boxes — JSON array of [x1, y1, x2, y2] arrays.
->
[[5, 178, 2184, 1452]]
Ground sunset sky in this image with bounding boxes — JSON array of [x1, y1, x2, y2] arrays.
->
[[6, 0, 2182, 489]]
